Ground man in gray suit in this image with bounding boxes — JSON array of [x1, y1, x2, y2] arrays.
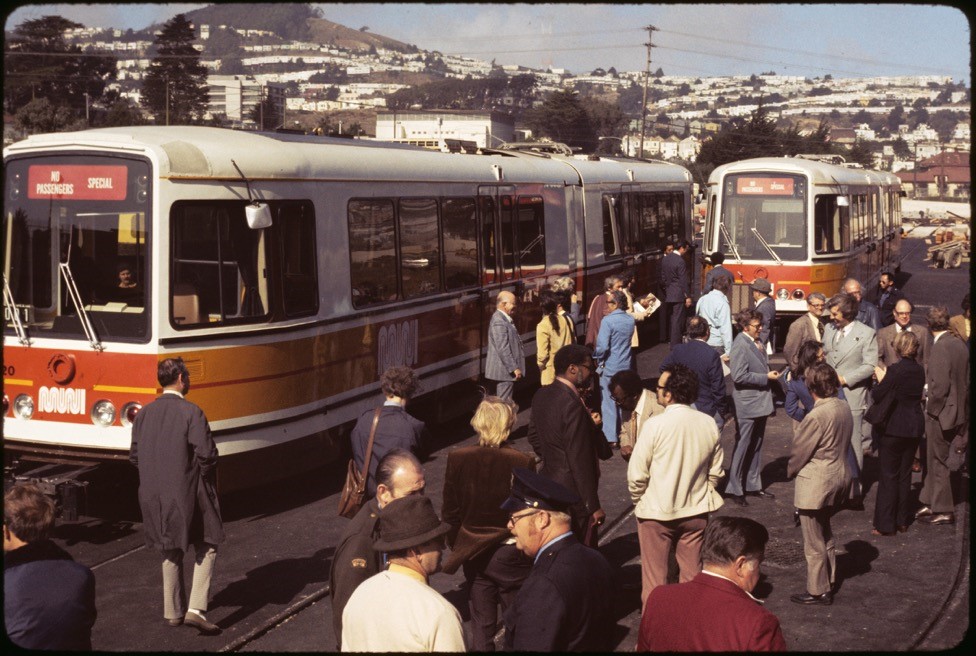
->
[[877, 298, 931, 369], [788, 363, 853, 606], [823, 293, 879, 472], [486, 290, 525, 401], [783, 293, 826, 371], [916, 306, 970, 526], [130, 357, 224, 634], [725, 309, 781, 505]]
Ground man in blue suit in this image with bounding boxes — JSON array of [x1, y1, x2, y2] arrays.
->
[[660, 240, 692, 347], [661, 316, 727, 430], [843, 278, 882, 331], [486, 290, 525, 401], [594, 290, 636, 447], [502, 468, 614, 652]]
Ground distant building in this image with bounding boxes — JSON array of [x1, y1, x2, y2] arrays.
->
[[375, 109, 515, 149], [828, 128, 857, 146], [207, 75, 286, 125], [896, 150, 971, 200]]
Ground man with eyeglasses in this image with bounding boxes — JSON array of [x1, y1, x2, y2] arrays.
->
[[609, 369, 664, 461], [628, 364, 725, 609], [783, 293, 828, 372], [527, 344, 609, 547], [501, 468, 613, 652], [877, 298, 931, 369]]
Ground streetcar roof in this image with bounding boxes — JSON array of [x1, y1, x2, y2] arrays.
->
[[5, 126, 691, 187], [707, 156, 901, 188]]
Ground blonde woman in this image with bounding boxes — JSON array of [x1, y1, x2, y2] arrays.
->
[[536, 289, 576, 385], [441, 396, 535, 651]]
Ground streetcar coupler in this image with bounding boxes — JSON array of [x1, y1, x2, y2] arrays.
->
[[3, 460, 97, 522]]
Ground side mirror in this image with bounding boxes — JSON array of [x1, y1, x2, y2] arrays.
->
[[245, 202, 272, 229]]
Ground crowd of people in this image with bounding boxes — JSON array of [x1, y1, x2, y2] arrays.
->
[[4, 247, 969, 652]]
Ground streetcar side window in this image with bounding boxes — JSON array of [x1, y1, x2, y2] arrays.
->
[[618, 192, 639, 254], [279, 201, 318, 317], [348, 199, 398, 308], [499, 195, 516, 281], [442, 197, 479, 289], [399, 197, 441, 299], [814, 195, 850, 254], [516, 195, 546, 275], [171, 202, 270, 327], [601, 194, 619, 258]]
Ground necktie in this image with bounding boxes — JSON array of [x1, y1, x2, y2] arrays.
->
[[835, 328, 843, 345], [630, 411, 639, 444], [816, 321, 824, 340]]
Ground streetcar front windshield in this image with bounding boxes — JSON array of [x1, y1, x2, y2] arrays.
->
[[718, 173, 807, 261], [3, 155, 151, 342]]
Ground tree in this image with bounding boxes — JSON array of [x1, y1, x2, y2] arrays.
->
[[891, 136, 912, 159], [928, 110, 958, 142], [141, 14, 210, 124], [886, 104, 905, 131], [846, 139, 875, 168], [99, 98, 147, 127], [4, 16, 116, 117], [907, 106, 929, 129], [249, 96, 281, 130], [14, 97, 85, 134], [653, 67, 664, 78], [523, 90, 596, 151]]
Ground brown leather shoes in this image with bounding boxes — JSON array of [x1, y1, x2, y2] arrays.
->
[[184, 611, 222, 635], [914, 506, 933, 518], [165, 618, 183, 627], [917, 513, 955, 525]]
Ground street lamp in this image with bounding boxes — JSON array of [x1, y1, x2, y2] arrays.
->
[[83, 92, 90, 125]]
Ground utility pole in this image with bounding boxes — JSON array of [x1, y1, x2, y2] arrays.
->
[[911, 141, 918, 199], [83, 92, 90, 125], [638, 24, 658, 159], [165, 78, 170, 126], [939, 141, 946, 201]]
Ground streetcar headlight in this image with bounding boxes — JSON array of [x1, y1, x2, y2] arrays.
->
[[792, 288, 806, 300], [3, 394, 9, 415], [120, 402, 143, 427], [14, 394, 34, 420], [91, 400, 117, 427], [775, 288, 790, 300]]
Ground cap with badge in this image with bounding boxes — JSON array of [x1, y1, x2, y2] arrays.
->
[[500, 467, 580, 513], [750, 278, 772, 294]]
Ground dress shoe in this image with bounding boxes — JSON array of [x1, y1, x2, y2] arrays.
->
[[897, 525, 909, 533], [871, 528, 895, 536], [793, 510, 801, 527], [790, 591, 833, 606], [914, 506, 933, 518], [746, 490, 775, 500], [918, 513, 955, 525], [165, 618, 183, 627], [846, 497, 865, 511], [726, 494, 748, 507], [183, 611, 222, 635]]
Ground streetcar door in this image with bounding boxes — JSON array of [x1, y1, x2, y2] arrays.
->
[[477, 185, 517, 376]]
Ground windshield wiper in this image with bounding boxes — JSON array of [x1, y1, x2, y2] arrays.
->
[[718, 222, 743, 264], [58, 261, 103, 351], [2, 274, 30, 346], [750, 227, 783, 264]]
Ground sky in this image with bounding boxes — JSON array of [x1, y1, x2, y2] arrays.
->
[[4, 3, 971, 84]]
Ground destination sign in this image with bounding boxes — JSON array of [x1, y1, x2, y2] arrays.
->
[[28, 165, 128, 200], [736, 177, 795, 195]]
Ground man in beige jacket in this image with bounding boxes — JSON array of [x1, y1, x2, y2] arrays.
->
[[627, 363, 725, 609], [788, 362, 853, 607]]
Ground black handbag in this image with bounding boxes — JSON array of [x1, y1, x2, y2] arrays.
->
[[864, 391, 896, 427]]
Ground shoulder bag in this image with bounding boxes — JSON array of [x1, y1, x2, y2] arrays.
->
[[337, 407, 381, 519], [864, 388, 897, 427]]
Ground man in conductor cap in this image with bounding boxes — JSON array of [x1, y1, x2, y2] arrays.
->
[[501, 468, 614, 652]]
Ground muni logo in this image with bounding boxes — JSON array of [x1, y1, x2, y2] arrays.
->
[[38, 386, 87, 415], [377, 319, 419, 373]]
